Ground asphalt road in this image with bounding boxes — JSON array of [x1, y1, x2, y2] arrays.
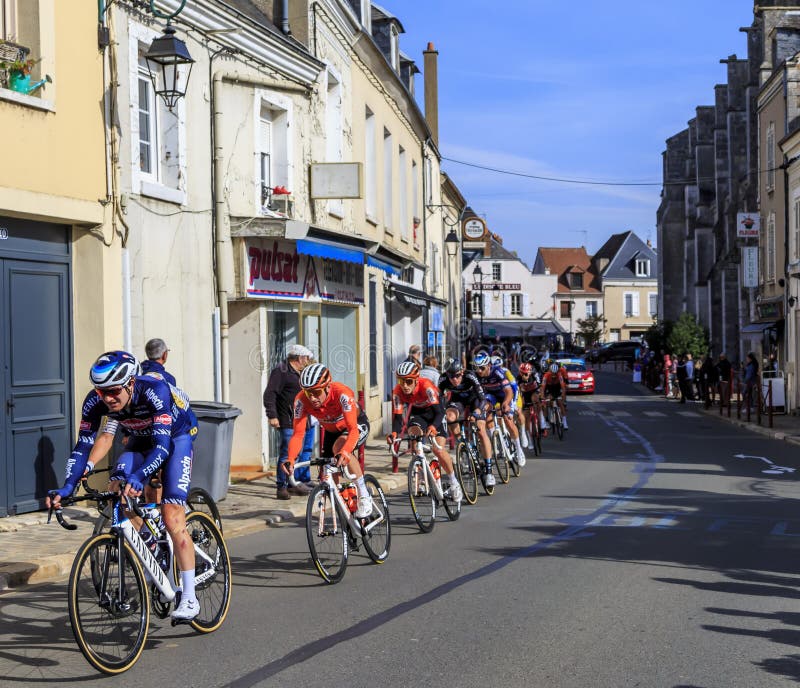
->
[[3, 373, 800, 687]]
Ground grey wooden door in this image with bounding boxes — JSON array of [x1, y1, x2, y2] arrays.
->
[[1, 259, 72, 515]]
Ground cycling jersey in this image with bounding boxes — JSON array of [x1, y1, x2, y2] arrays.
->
[[438, 371, 486, 409], [475, 365, 510, 398], [542, 370, 567, 397], [63, 376, 197, 495], [518, 374, 540, 406], [288, 382, 364, 459], [392, 377, 444, 435]]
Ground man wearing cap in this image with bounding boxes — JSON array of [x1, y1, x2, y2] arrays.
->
[[264, 344, 315, 499], [142, 338, 177, 386]]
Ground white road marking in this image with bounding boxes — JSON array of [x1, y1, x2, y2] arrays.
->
[[733, 453, 796, 475], [643, 411, 666, 417]]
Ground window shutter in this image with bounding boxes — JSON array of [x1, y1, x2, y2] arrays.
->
[[632, 292, 640, 316], [522, 293, 530, 317], [483, 291, 490, 317], [502, 293, 510, 316]]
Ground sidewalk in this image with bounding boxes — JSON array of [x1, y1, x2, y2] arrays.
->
[[0, 441, 403, 592]]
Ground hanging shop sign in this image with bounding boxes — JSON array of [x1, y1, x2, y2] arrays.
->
[[742, 246, 758, 288], [737, 212, 760, 238], [462, 217, 487, 240], [245, 238, 364, 305]]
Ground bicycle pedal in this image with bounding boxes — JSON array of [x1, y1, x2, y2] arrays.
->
[[171, 617, 194, 627]]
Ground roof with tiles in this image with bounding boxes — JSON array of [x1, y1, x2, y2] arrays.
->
[[593, 230, 658, 280], [533, 247, 602, 293]]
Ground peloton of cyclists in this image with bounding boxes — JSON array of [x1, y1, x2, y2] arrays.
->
[[473, 352, 525, 465], [47, 350, 201, 622], [438, 360, 495, 484], [283, 363, 374, 518], [388, 361, 463, 503]]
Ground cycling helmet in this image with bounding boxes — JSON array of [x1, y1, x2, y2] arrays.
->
[[90, 351, 139, 389], [396, 361, 420, 378], [549, 363, 559, 374], [300, 363, 331, 390], [473, 352, 490, 368], [491, 354, 503, 367], [518, 362, 533, 375], [445, 360, 464, 377]]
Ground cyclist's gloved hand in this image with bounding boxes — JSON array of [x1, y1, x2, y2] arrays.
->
[[46, 486, 72, 508], [425, 426, 438, 438], [281, 459, 295, 476], [386, 432, 397, 445], [334, 451, 353, 468], [123, 477, 144, 497]]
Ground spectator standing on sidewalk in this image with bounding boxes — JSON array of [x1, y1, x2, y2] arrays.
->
[[716, 352, 732, 408], [676, 354, 689, 403], [685, 353, 696, 401], [420, 355, 440, 384], [743, 352, 760, 411], [700, 354, 718, 407], [263, 344, 315, 500], [141, 338, 177, 386], [405, 344, 422, 366]]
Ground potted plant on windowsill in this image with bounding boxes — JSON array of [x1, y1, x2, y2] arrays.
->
[[2, 56, 52, 95]]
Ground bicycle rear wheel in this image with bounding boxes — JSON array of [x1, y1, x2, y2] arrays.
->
[[407, 457, 436, 533], [68, 533, 149, 675], [455, 441, 478, 505], [555, 409, 564, 440], [182, 512, 231, 632], [491, 430, 510, 484], [306, 484, 348, 583], [531, 416, 542, 456], [361, 475, 391, 563], [187, 487, 223, 532], [509, 435, 521, 477]]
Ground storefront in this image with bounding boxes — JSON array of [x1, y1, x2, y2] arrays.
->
[[228, 237, 364, 469]]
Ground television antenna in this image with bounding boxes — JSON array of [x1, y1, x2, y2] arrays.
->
[[569, 229, 588, 247]]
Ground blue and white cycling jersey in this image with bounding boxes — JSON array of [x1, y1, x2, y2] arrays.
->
[[63, 375, 197, 494], [476, 364, 510, 406]]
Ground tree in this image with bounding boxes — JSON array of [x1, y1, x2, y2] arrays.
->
[[645, 319, 673, 354], [666, 312, 708, 359], [576, 314, 607, 347]]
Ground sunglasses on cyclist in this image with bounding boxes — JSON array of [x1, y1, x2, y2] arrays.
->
[[304, 387, 326, 399], [398, 377, 416, 386], [95, 385, 127, 398], [448, 372, 464, 379]]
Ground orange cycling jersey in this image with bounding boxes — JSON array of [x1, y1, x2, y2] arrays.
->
[[542, 369, 567, 388], [392, 376, 441, 414], [287, 382, 360, 460]]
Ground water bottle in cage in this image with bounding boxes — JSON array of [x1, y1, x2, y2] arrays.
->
[[340, 484, 358, 513], [430, 459, 441, 480]]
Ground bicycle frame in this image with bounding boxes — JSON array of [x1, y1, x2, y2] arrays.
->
[[401, 438, 445, 502]]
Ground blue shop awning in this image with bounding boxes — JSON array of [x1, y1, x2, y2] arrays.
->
[[741, 320, 778, 334], [367, 255, 401, 276], [296, 238, 363, 265]]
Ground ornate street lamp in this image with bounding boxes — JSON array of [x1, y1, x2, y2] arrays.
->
[[144, 0, 194, 111], [444, 228, 459, 258]]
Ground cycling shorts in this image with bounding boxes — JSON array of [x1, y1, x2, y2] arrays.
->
[[446, 401, 485, 422], [484, 394, 515, 419], [521, 390, 538, 408], [322, 410, 370, 458], [544, 384, 563, 400], [112, 434, 193, 505], [407, 408, 446, 437]]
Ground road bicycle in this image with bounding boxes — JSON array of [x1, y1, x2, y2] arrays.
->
[[488, 409, 512, 483], [49, 472, 231, 674], [292, 457, 390, 584], [544, 396, 565, 440], [452, 420, 481, 504], [522, 402, 543, 457], [396, 434, 461, 533]]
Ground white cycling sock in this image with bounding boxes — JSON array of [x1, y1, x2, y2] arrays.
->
[[447, 471, 456, 482], [562, 416, 569, 429], [355, 476, 369, 498], [180, 569, 196, 602], [540, 411, 548, 427]]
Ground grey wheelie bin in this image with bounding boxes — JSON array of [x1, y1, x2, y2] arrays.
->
[[190, 401, 242, 501]]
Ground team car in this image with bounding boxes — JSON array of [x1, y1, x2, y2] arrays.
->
[[555, 358, 595, 394]]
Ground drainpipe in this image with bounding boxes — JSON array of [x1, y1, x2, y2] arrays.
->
[[212, 71, 313, 402], [281, 0, 291, 35]]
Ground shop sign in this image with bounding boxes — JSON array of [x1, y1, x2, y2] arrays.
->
[[470, 282, 520, 290], [245, 239, 364, 304], [0, 227, 7, 240], [757, 301, 783, 320], [737, 212, 760, 238], [742, 247, 758, 288], [463, 217, 486, 240]]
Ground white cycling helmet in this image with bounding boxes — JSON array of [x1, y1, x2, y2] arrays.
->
[[396, 361, 420, 378], [549, 363, 559, 374], [300, 363, 331, 390], [491, 354, 503, 367]]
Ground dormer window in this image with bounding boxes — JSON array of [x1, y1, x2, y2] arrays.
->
[[635, 258, 650, 277], [568, 272, 583, 289]]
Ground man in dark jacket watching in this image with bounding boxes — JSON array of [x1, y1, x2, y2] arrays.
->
[[142, 338, 177, 386], [264, 344, 314, 499]]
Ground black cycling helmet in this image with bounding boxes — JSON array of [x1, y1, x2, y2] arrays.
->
[[445, 360, 464, 377]]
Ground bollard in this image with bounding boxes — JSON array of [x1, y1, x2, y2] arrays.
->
[[357, 389, 366, 471], [768, 380, 773, 429]]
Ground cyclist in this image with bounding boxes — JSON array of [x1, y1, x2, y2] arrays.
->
[[542, 361, 569, 430], [283, 363, 373, 518], [475, 352, 525, 463], [46, 351, 200, 622], [518, 362, 548, 438], [388, 361, 463, 502], [491, 353, 527, 454], [438, 360, 494, 479]]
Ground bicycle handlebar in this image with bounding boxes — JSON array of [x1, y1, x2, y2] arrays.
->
[[287, 457, 358, 486]]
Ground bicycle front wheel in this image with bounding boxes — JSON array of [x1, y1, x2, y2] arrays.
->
[[183, 511, 231, 633], [555, 409, 564, 440], [187, 487, 223, 532], [491, 431, 510, 484], [361, 475, 391, 563], [306, 484, 348, 583], [407, 457, 436, 533], [68, 533, 149, 675], [455, 441, 478, 505]]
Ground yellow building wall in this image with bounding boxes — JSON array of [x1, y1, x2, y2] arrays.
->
[[603, 285, 657, 339]]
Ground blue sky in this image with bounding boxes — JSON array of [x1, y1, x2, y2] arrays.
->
[[390, 0, 753, 266]]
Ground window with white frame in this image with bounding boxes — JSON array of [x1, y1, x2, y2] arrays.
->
[[471, 292, 483, 316], [794, 197, 800, 260], [130, 29, 185, 202], [425, 156, 433, 205], [1, 0, 16, 40], [635, 257, 650, 277], [585, 300, 597, 317], [258, 99, 289, 211], [648, 292, 657, 317], [767, 211, 776, 282], [360, 0, 372, 33], [767, 122, 776, 192], [623, 292, 639, 317], [383, 128, 393, 230], [325, 70, 343, 216], [259, 110, 273, 208], [492, 263, 501, 281], [399, 146, 408, 239], [510, 293, 522, 315], [412, 160, 419, 229], [365, 107, 376, 218]]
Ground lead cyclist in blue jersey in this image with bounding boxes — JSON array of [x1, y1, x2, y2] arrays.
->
[[46, 350, 201, 622]]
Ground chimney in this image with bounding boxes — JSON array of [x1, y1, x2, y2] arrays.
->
[[423, 42, 439, 146]]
